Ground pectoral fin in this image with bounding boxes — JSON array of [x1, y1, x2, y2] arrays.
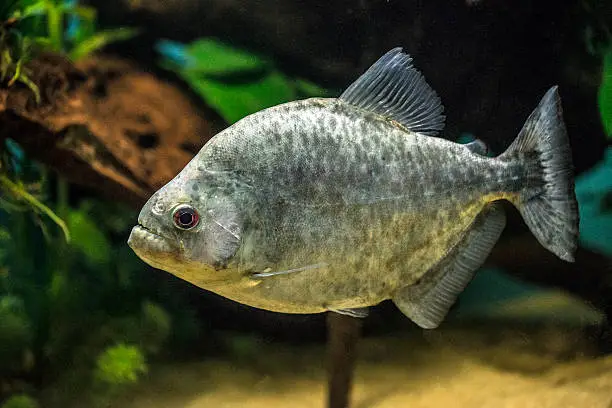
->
[[393, 204, 506, 329], [329, 307, 369, 318], [252, 263, 328, 278]]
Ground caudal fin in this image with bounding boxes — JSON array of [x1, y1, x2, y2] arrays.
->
[[501, 86, 579, 262]]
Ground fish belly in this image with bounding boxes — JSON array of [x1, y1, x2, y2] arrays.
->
[[241, 194, 487, 313]]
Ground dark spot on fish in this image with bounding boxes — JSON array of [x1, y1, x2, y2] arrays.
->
[[328, 116, 337, 129], [299, 131, 309, 146]]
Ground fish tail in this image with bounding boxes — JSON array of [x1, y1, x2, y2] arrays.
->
[[499, 86, 578, 262]]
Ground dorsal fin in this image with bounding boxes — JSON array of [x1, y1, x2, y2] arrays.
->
[[339, 48, 445, 136]]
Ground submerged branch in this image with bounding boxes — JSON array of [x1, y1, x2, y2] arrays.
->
[[0, 52, 214, 207]]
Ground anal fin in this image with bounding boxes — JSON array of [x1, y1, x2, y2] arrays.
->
[[393, 204, 506, 329]]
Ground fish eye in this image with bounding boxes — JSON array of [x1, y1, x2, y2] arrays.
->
[[172, 204, 200, 230]]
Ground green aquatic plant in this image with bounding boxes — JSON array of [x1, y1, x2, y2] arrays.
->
[[0, 394, 39, 408], [0, 143, 69, 242], [88, 343, 147, 407], [138, 301, 172, 354], [0, 0, 138, 240], [0, 295, 33, 374], [0, 191, 198, 405], [5, 0, 138, 61], [94, 343, 147, 386], [0, 175, 69, 242], [0, 0, 137, 106], [599, 48, 612, 138], [157, 38, 333, 123], [0, 14, 41, 103], [581, 0, 612, 138]]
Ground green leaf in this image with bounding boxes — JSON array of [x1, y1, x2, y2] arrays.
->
[[184, 39, 269, 75], [0, 394, 39, 408], [67, 208, 110, 264], [61, 4, 96, 22], [294, 78, 333, 97], [68, 27, 139, 61], [0, 175, 70, 242], [95, 343, 147, 386], [159, 38, 331, 122], [11, 1, 47, 20], [64, 5, 98, 43], [28, 36, 54, 49], [599, 48, 612, 138], [181, 70, 296, 123]]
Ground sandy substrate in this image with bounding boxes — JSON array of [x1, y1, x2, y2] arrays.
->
[[116, 324, 612, 408]]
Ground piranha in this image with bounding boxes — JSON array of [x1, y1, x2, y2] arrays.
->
[[128, 48, 578, 329]]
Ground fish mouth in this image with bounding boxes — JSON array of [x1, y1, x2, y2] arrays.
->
[[128, 225, 180, 268], [128, 225, 234, 287]]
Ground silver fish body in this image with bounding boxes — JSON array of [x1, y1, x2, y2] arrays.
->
[[129, 48, 578, 328]]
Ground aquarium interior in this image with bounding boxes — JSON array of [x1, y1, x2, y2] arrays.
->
[[0, 0, 612, 407]]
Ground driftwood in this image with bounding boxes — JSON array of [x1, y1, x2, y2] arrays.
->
[[326, 313, 362, 408], [0, 53, 213, 208]]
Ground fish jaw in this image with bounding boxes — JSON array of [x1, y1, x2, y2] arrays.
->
[[128, 225, 248, 289], [128, 225, 182, 272]]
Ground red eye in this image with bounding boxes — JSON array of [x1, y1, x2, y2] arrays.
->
[[173, 205, 200, 230]]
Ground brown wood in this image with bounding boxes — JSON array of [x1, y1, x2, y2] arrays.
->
[[0, 53, 214, 207], [326, 312, 362, 408]]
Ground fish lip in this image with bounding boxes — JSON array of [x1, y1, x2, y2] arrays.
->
[[128, 225, 178, 251], [134, 224, 162, 238]]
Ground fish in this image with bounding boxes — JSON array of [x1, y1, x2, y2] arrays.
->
[[127, 48, 579, 329]]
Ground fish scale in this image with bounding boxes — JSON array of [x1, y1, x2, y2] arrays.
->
[[128, 48, 578, 328], [187, 101, 511, 308]]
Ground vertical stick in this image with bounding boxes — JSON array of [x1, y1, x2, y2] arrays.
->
[[326, 312, 362, 408]]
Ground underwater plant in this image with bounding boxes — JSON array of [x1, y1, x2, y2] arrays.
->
[[0, 0, 137, 239], [0, 141, 69, 241], [0, 2, 182, 406], [0, 0, 136, 105], [157, 38, 333, 123], [88, 343, 148, 407], [0, 394, 39, 408], [581, 0, 612, 138], [0, 295, 33, 375], [3, 0, 137, 61], [94, 343, 148, 387]]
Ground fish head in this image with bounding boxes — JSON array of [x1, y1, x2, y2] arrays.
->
[[128, 168, 243, 286]]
